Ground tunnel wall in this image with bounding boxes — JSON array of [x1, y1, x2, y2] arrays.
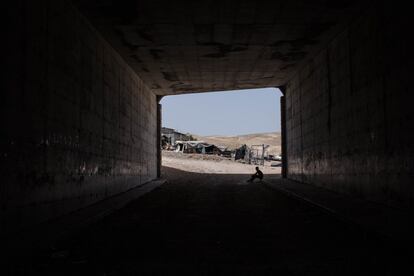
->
[[2, 0, 158, 234], [284, 4, 413, 209]]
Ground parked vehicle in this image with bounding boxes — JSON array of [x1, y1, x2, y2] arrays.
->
[[266, 154, 282, 161], [274, 154, 282, 161]]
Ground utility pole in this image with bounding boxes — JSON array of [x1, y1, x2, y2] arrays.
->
[[262, 144, 265, 166]]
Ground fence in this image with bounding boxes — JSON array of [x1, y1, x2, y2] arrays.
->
[[245, 144, 270, 165]]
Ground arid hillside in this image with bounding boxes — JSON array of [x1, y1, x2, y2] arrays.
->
[[193, 132, 281, 155]]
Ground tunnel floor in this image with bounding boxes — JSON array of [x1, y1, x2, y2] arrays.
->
[[13, 167, 409, 275]]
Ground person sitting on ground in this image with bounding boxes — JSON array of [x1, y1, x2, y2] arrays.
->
[[248, 166, 264, 182]]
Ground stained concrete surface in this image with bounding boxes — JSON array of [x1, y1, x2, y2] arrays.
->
[[73, 0, 364, 94], [4, 0, 414, 243], [284, 4, 414, 209], [3, 0, 158, 234], [7, 167, 410, 275]]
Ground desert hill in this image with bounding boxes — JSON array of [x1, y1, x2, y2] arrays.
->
[[193, 132, 281, 155]]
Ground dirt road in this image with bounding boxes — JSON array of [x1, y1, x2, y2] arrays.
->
[[11, 156, 409, 275], [162, 151, 281, 175]]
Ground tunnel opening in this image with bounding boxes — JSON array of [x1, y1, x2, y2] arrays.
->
[[159, 87, 284, 182], [3, 1, 414, 273]]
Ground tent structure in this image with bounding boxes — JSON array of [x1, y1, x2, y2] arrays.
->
[[174, 141, 222, 155]]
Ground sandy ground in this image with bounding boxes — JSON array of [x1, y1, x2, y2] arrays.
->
[[162, 151, 281, 175]]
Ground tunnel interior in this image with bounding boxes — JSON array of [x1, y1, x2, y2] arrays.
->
[[3, 0, 413, 242]]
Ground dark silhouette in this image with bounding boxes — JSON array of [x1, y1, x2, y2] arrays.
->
[[248, 167, 263, 182]]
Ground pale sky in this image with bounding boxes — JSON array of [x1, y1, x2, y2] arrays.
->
[[160, 87, 282, 136]]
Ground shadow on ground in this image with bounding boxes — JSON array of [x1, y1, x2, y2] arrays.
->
[[8, 167, 410, 275]]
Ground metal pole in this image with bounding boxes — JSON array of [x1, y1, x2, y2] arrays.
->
[[262, 144, 264, 166]]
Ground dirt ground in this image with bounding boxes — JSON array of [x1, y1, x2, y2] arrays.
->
[[9, 152, 410, 275], [162, 151, 281, 175]]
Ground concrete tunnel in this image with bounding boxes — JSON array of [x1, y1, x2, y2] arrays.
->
[[2, 0, 413, 242]]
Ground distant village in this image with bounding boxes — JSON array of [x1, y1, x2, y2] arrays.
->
[[161, 127, 282, 165]]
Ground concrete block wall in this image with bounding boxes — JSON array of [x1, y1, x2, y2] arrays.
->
[[1, 0, 158, 234], [285, 4, 413, 209]]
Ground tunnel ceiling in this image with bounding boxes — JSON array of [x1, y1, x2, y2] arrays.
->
[[74, 0, 363, 95]]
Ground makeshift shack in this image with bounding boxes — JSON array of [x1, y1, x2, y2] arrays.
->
[[175, 141, 222, 155]]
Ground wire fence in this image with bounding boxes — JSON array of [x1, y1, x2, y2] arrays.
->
[[245, 144, 270, 165]]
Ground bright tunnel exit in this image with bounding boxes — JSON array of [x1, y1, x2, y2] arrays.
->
[[160, 88, 283, 175]]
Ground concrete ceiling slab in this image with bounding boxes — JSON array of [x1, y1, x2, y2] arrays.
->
[[74, 0, 364, 95]]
